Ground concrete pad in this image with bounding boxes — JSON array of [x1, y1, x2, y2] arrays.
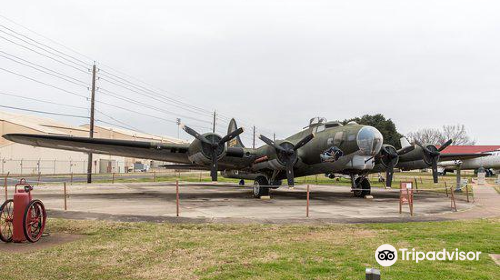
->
[[16, 181, 496, 224]]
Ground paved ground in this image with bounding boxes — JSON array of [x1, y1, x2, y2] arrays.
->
[[6, 181, 496, 224]]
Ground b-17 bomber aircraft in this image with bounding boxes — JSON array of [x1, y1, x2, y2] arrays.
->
[[2, 117, 488, 198]]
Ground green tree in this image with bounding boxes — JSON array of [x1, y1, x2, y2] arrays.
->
[[341, 114, 403, 148]]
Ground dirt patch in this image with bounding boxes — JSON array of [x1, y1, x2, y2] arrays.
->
[[0, 233, 84, 253]]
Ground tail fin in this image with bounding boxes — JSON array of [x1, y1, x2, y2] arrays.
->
[[400, 137, 411, 149], [227, 118, 245, 148]]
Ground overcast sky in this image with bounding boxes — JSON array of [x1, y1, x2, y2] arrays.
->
[[1, 0, 499, 145]]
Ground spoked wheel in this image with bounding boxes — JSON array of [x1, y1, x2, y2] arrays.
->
[[0, 199, 14, 243], [23, 199, 46, 243]]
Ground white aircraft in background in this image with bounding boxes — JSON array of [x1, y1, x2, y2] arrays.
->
[[438, 150, 500, 176]]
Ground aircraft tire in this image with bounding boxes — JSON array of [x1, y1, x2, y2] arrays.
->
[[253, 176, 270, 198], [486, 169, 493, 177], [270, 180, 282, 189], [353, 177, 371, 197]]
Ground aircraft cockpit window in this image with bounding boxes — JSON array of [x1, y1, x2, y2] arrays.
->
[[325, 122, 342, 128], [356, 126, 383, 156], [315, 124, 325, 133], [309, 117, 327, 126]]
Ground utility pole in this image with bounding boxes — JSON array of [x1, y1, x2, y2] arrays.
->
[[87, 63, 97, 184], [176, 118, 181, 139], [252, 126, 256, 149], [212, 111, 217, 133], [273, 133, 276, 142]]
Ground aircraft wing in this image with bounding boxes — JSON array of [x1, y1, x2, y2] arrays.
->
[[2, 133, 191, 164], [439, 153, 491, 161]]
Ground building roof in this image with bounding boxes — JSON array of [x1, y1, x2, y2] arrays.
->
[[438, 145, 500, 154], [83, 124, 187, 144], [1, 110, 187, 144], [0, 110, 87, 134]]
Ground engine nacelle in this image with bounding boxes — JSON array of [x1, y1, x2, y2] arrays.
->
[[376, 144, 399, 168], [187, 133, 226, 165], [251, 140, 296, 171]]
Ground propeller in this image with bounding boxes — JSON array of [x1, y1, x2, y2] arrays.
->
[[259, 134, 314, 187], [182, 124, 244, 181], [414, 139, 452, 183], [380, 145, 415, 188]]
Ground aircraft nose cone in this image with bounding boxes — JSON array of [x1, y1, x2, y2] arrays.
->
[[356, 126, 384, 156]]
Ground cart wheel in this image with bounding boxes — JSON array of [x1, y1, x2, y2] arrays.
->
[[0, 199, 14, 243], [23, 199, 46, 243]]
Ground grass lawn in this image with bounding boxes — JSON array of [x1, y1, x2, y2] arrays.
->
[[1, 218, 498, 280]]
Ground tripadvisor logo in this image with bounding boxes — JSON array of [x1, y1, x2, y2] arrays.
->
[[375, 244, 481, 267]]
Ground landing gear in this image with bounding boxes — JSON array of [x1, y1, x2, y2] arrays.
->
[[270, 180, 282, 189], [485, 169, 493, 177], [253, 176, 270, 198], [351, 176, 371, 197]]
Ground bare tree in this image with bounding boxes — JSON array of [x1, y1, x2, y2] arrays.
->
[[406, 124, 476, 145], [407, 128, 445, 145], [441, 124, 476, 145]]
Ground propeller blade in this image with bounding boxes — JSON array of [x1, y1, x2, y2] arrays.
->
[[293, 134, 315, 151], [386, 159, 396, 188], [414, 140, 428, 152], [364, 156, 374, 163], [259, 134, 287, 153], [415, 140, 439, 156], [431, 158, 438, 183], [181, 125, 211, 145], [219, 127, 244, 144], [397, 145, 414, 155], [438, 139, 453, 152], [286, 160, 295, 187], [211, 149, 218, 181]]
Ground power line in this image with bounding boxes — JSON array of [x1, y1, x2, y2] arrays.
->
[[0, 91, 88, 110], [0, 23, 90, 66], [0, 14, 277, 138], [99, 87, 212, 125], [0, 51, 88, 87], [0, 34, 89, 74], [0, 66, 89, 99], [98, 71, 213, 117], [0, 104, 89, 119], [94, 109, 144, 133], [0, 13, 94, 63], [99, 67, 213, 115], [0, 27, 89, 70]]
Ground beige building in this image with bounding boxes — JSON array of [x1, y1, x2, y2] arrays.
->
[[0, 111, 186, 175]]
